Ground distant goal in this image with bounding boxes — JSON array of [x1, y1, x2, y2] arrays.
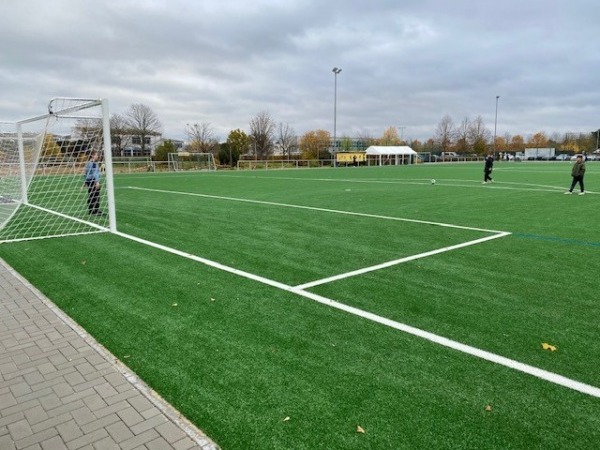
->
[[0, 98, 116, 243], [168, 152, 217, 172]]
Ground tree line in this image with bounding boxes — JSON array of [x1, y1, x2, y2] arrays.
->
[[428, 114, 598, 156], [87, 104, 599, 167]]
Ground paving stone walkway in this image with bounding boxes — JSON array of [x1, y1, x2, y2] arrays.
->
[[0, 258, 219, 450]]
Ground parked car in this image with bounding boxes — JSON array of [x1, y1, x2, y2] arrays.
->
[[441, 152, 459, 158], [555, 154, 570, 161], [569, 154, 596, 161]]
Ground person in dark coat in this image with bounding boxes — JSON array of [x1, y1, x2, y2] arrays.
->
[[565, 155, 586, 195], [483, 153, 494, 183]]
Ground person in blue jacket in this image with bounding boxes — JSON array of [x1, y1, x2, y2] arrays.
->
[[83, 151, 102, 215]]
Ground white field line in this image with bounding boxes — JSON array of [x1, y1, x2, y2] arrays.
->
[[0, 230, 105, 244], [0, 203, 109, 244], [295, 232, 510, 289], [207, 172, 600, 195], [120, 171, 595, 194], [27, 203, 109, 231], [126, 186, 505, 234], [269, 176, 589, 194], [173, 173, 590, 194], [114, 229, 600, 399]]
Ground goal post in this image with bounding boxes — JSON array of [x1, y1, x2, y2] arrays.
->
[[168, 152, 217, 172], [0, 98, 116, 243]]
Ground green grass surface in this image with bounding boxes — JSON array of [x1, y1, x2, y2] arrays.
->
[[1, 162, 599, 449]]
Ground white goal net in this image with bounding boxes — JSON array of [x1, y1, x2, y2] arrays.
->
[[168, 152, 217, 172], [0, 98, 115, 243]]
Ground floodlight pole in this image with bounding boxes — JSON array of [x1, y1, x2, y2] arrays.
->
[[398, 126, 406, 144], [332, 67, 342, 167], [493, 95, 500, 157]]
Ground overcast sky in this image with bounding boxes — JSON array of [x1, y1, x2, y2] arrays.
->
[[1, 0, 598, 143]]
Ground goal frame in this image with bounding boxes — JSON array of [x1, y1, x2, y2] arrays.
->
[[167, 152, 217, 172], [0, 98, 116, 242]]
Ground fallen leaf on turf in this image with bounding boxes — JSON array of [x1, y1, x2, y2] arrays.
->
[[81, 260, 86, 265], [484, 405, 493, 412], [210, 298, 215, 302], [283, 416, 290, 422], [356, 425, 366, 434], [172, 303, 178, 307], [542, 343, 557, 351], [124, 355, 130, 359]]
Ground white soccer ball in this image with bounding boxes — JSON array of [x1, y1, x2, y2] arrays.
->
[[431, 179, 436, 185]]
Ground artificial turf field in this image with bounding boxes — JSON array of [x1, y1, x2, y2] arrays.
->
[[1, 161, 599, 449]]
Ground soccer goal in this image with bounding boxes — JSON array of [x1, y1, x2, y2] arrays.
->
[[168, 152, 217, 172], [0, 98, 116, 243]]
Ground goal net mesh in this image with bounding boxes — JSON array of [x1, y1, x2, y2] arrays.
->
[[168, 152, 217, 171], [0, 98, 114, 243]]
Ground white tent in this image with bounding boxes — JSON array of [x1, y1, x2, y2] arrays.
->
[[365, 146, 418, 166]]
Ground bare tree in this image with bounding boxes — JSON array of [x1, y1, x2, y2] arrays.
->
[[73, 118, 102, 140], [407, 138, 423, 151], [356, 131, 376, 150], [110, 113, 129, 155], [434, 115, 455, 152], [185, 122, 219, 154], [125, 104, 162, 154], [249, 111, 275, 159], [455, 117, 471, 153], [276, 122, 297, 160], [468, 115, 491, 154]]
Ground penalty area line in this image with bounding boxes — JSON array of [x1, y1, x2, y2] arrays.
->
[[114, 230, 600, 399], [295, 231, 511, 290], [126, 186, 506, 234]]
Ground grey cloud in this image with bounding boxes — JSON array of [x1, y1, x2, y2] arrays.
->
[[1, 0, 599, 142]]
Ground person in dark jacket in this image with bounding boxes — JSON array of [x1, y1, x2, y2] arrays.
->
[[483, 153, 494, 183], [565, 155, 586, 195]]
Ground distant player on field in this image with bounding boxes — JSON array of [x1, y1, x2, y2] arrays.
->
[[565, 154, 586, 195], [483, 153, 494, 184]]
